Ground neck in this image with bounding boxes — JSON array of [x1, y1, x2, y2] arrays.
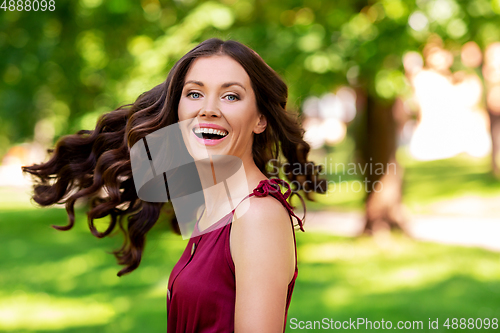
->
[[194, 154, 267, 229]]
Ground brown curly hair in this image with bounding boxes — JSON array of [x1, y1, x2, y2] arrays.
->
[[22, 38, 326, 276]]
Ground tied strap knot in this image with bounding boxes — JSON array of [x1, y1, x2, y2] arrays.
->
[[252, 178, 305, 232], [252, 179, 282, 197]]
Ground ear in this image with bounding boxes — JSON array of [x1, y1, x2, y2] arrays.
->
[[253, 113, 267, 134]]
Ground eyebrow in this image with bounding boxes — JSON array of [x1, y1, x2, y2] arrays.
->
[[184, 80, 246, 91]]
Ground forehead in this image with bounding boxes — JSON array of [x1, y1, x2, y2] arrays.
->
[[184, 55, 251, 85]]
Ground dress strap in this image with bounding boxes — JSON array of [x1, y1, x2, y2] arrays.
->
[[247, 178, 305, 232], [195, 178, 306, 236]]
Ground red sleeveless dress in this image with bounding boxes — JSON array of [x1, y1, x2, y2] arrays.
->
[[166, 178, 304, 333]]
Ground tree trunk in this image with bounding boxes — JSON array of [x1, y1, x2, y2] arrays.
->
[[482, 45, 500, 178], [488, 110, 500, 178], [356, 92, 408, 235]]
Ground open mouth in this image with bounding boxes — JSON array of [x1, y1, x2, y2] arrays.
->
[[193, 127, 229, 140]]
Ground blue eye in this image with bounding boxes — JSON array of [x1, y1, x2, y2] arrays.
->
[[225, 94, 239, 101], [188, 92, 201, 99]]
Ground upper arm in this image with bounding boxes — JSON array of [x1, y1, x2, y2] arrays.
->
[[230, 196, 295, 333]]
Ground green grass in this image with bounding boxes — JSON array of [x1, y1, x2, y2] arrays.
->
[[291, 233, 500, 332], [0, 202, 186, 332], [1, 192, 499, 332], [398, 148, 500, 210]]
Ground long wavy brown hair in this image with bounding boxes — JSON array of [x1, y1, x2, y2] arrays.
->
[[22, 38, 326, 276]]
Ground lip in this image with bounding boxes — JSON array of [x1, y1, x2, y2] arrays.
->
[[193, 123, 229, 132], [191, 123, 229, 146]]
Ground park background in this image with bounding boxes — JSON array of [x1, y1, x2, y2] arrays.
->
[[1, 0, 500, 331]]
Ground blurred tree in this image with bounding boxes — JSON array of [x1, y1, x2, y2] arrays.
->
[[483, 42, 500, 178], [1, 0, 499, 232]]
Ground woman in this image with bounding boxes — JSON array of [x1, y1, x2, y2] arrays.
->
[[22, 38, 326, 332]]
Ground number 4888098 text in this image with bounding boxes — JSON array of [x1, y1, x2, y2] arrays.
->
[[1, 0, 56, 11]]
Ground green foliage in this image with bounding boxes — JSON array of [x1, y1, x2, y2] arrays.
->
[[1, 0, 499, 150]]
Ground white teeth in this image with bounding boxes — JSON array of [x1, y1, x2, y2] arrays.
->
[[194, 127, 228, 136]]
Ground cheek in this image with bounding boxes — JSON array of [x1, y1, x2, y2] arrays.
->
[[177, 99, 190, 121], [230, 118, 258, 140]]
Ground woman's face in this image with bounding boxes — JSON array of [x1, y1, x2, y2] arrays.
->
[[178, 55, 266, 162]]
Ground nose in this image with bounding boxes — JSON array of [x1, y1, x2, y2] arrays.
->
[[197, 95, 221, 118]]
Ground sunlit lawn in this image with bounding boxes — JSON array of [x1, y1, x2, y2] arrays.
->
[[0, 199, 185, 333], [1, 187, 500, 332], [291, 233, 500, 332], [293, 139, 500, 213]]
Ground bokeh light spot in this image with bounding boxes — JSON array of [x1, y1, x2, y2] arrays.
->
[[0, 292, 116, 331], [408, 11, 429, 31], [210, 7, 234, 30], [3, 65, 21, 85], [80, 0, 102, 9], [447, 18, 468, 39], [305, 52, 330, 73]]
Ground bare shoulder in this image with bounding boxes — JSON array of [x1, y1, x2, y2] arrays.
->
[[230, 194, 295, 281], [232, 195, 293, 242]]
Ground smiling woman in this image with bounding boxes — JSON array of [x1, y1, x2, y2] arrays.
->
[[21, 38, 326, 332]]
